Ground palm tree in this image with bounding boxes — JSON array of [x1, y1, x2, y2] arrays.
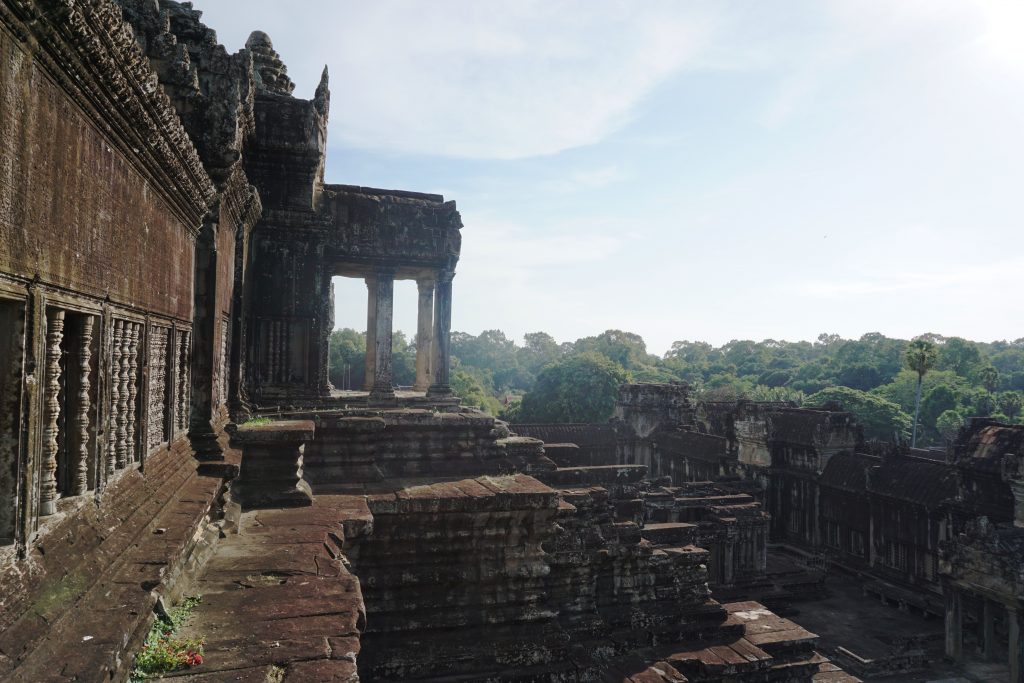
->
[[904, 339, 938, 448], [978, 365, 999, 394]]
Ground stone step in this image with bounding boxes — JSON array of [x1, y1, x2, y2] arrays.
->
[[641, 522, 698, 546], [536, 464, 648, 487], [3, 440, 227, 681]]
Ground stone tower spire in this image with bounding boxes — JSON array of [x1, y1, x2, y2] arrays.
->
[[246, 30, 295, 95]]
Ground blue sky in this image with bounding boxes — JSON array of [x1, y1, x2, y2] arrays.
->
[[198, 1, 1024, 355]]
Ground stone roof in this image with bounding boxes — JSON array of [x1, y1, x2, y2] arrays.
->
[[656, 429, 730, 463], [867, 455, 958, 509], [818, 452, 877, 493], [511, 423, 617, 450], [821, 452, 958, 509], [954, 420, 1024, 473]]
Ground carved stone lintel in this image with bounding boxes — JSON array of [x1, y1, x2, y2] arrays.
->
[[40, 309, 65, 517], [70, 316, 94, 496]]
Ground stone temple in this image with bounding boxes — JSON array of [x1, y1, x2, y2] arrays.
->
[[0, 1, 1020, 682]]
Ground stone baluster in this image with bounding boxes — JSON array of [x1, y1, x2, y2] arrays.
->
[[40, 309, 65, 516], [125, 322, 140, 463], [427, 269, 454, 398], [115, 320, 131, 469], [268, 320, 280, 384], [414, 278, 435, 391], [1010, 606, 1022, 683], [363, 276, 377, 391], [107, 319, 123, 476], [70, 316, 93, 496], [176, 330, 190, 432], [945, 586, 963, 661]]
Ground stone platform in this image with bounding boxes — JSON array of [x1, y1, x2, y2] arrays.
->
[[0, 437, 232, 682], [170, 497, 372, 682]]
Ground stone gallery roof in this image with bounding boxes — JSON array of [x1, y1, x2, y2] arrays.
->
[[818, 452, 877, 492], [820, 452, 957, 509], [954, 421, 1024, 473], [656, 428, 731, 463], [868, 456, 958, 508], [766, 407, 861, 447], [511, 423, 617, 449]]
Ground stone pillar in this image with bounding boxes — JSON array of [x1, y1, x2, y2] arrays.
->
[[70, 316, 93, 496], [231, 420, 315, 509], [723, 538, 735, 585], [125, 322, 140, 464], [414, 278, 434, 391], [116, 321, 131, 469], [427, 269, 454, 398], [107, 320, 123, 476], [945, 586, 963, 661], [40, 309, 65, 517], [368, 270, 395, 402], [363, 276, 377, 391], [1010, 607, 1022, 683], [980, 598, 997, 661]]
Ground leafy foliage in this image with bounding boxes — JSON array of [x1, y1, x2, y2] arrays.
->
[[326, 326, 1024, 437], [805, 386, 912, 441], [517, 353, 628, 423], [130, 596, 204, 681]]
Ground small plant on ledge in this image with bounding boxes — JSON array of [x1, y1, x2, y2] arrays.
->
[[129, 596, 204, 681]]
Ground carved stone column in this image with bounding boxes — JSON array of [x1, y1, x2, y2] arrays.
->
[[363, 276, 377, 391], [176, 330, 191, 433], [126, 322, 140, 464], [70, 316, 93, 496], [414, 278, 434, 391], [107, 319, 123, 476], [982, 598, 997, 661], [427, 269, 454, 398], [40, 309, 65, 517], [945, 586, 963, 661], [116, 320, 131, 469], [369, 270, 395, 402], [1010, 607, 1022, 683]]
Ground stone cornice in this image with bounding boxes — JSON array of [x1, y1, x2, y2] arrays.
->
[[1, 0, 216, 235]]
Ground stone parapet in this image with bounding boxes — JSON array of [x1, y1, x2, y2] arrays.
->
[[231, 419, 315, 509]]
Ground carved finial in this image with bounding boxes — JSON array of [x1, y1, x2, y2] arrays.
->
[[315, 65, 330, 116], [246, 30, 295, 96]]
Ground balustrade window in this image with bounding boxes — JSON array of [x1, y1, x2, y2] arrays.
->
[[40, 308, 98, 516], [0, 299, 26, 543]]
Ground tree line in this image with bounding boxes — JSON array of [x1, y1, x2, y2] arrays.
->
[[328, 328, 1024, 447]]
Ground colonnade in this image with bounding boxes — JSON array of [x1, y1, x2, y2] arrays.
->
[[945, 586, 1023, 682], [360, 269, 453, 400]]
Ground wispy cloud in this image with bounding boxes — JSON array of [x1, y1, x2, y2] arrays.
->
[[199, 1, 719, 160], [799, 259, 1024, 298]]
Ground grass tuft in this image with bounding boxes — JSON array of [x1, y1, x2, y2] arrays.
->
[[129, 596, 204, 681]]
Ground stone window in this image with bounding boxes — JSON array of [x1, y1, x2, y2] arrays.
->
[[824, 520, 841, 548], [147, 326, 172, 451], [850, 530, 866, 557], [0, 298, 26, 545], [883, 540, 908, 570], [40, 308, 99, 517]]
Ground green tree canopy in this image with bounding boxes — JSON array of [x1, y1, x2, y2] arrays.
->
[[516, 352, 628, 423], [805, 386, 912, 441], [935, 409, 964, 443]]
